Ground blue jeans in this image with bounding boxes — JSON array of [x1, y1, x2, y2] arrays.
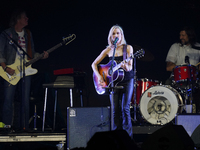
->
[[110, 78, 133, 137], [2, 76, 31, 129]]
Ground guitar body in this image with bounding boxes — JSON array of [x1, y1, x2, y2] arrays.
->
[[0, 59, 38, 85], [93, 60, 124, 95]]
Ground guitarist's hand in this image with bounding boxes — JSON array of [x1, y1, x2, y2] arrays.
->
[[42, 51, 49, 59], [98, 76, 106, 87], [5, 67, 15, 75], [121, 61, 129, 71]]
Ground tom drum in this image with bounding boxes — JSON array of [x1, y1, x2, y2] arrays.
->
[[173, 65, 198, 84], [132, 78, 160, 105]]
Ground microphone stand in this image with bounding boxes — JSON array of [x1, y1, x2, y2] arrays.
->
[[109, 43, 117, 131], [2, 31, 31, 130]]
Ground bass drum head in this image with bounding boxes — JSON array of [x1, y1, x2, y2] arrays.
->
[[139, 85, 183, 125]]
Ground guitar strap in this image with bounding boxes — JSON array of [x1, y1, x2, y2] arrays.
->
[[123, 44, 127, 60], [25, 29, 33, 60]]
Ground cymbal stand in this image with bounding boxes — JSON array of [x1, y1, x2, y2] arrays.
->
[[132, 56, 137, 122], [188, 64, 193, 104], [184, 64, 194, 113]]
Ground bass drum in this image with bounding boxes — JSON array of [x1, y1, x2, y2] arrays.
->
[[139, 85, 184, 125]]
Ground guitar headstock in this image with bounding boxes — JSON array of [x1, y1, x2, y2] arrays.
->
[[134, 49, 145, 58], [62, 34, 76, 45]]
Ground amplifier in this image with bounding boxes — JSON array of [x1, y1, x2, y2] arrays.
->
[[176, 114, 200, 136], [66, 107, 110, 149]]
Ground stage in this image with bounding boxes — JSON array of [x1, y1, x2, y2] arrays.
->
[[0, 130, 66, 150], [0, 126, 161, 150], [0, 121, 199, 150]]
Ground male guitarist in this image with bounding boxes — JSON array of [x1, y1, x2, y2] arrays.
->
[[91, 25, 134, 138], [0, 9, 48, 130]]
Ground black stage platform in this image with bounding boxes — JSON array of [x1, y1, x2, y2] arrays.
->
[[0, 125, 163, 149], [0, 124, 198, 150], [0, 114, 199, 150], [0, 127, 159, 150], [0, 130, 66, 150]]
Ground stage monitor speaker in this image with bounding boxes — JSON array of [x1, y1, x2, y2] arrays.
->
[[142, 125, 194, 150], [86, 130, 139, 150], [191, 124, 200, 148], [66, 107, 110, 149], [176, 114, 200, 136]]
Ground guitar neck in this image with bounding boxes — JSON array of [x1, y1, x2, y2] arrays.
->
[[112, 49, 144, 72], [25, 35, 76, 67], [25, 42, 63, 67], [113, 56, 132, 72], [113, 63, 122, 72]]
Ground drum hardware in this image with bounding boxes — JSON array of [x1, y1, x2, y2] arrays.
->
[[173, 84, 194, 113], [131, 78, 161, 125], [131, 62, 200, 125], [172, 64, 200, 113], [132, 78, 161, 105], [132, 45, 154, 123], [132, 55, 137, 122], [132, 45, 161, 124]]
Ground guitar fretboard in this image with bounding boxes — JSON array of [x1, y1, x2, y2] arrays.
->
[[25, 43, 63, 67]]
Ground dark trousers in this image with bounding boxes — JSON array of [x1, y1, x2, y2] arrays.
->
[[2, 76, 31, 130], [109, 78, 133, 137]]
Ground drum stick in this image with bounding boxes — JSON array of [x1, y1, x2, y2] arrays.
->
[[195, 62, 200, 66]]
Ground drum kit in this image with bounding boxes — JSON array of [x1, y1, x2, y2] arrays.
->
[[132, 45, 199, 126]]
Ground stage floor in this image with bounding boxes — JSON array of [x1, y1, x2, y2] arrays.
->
[[0, 131, 66, 142], [0, 119, 198, 150], [0, 126, 161, 149], [0, 129, 66, 150]]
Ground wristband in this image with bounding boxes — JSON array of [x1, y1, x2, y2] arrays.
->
[[4, 66, 7, 72]]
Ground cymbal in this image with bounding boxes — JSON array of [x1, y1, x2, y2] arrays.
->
[[133, 45, 154, 61]]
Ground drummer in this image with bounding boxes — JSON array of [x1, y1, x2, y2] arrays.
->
[[165, 26, 200, 85], [165, 26, 200, 113]]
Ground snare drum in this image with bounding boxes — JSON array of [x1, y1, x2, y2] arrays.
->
[[132, 78, 160, 105], [173, 65, 198, 83], [139, 85, 183, 125]]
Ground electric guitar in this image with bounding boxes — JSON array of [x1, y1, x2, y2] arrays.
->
[[0, 34, 76, 85], [93, 49, 145, 95]]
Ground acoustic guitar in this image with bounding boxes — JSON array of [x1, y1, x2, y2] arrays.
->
[[93, 49, 145, 95]]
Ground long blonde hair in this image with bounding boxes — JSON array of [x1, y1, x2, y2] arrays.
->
[[107, 25, 127, 47]]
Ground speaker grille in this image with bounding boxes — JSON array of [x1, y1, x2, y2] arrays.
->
[[67, 107, 110, 149], [176, 114, 200, 136]]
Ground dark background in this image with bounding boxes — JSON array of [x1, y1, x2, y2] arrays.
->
[[1, 0, 200, 108]]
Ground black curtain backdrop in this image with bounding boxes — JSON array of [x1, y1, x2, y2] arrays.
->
[[0, 0, 200, 108]]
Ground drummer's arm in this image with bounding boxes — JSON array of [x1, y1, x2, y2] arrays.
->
[[166, 61, 176, 72]]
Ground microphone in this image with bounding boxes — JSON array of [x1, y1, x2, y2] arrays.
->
[[185, 56, 190, 64], [113, 37, 119, 45]]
